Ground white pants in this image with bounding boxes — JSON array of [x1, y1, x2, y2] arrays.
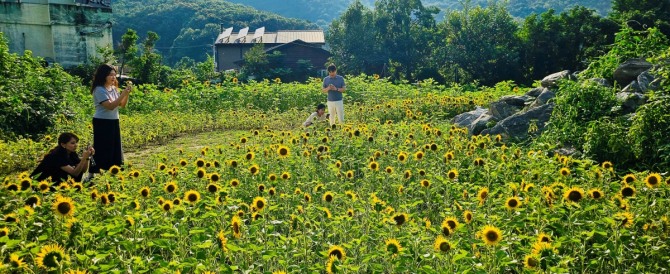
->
[[327, 100, 344, 125]]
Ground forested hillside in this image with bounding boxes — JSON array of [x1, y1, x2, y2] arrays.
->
[[227, 0, 612, 26], [111, 0, 318, 64]]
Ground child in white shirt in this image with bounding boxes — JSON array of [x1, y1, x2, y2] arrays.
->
[[303, 103, 329, 127]]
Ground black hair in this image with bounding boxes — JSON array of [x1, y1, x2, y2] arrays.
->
[[46, 132, 79, 156], [91, 64, 116, 93], [317, 103, 326, 110], [327, 64, 337, 72]]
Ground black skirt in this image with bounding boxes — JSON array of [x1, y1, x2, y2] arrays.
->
[[91, 118, 123, 173]]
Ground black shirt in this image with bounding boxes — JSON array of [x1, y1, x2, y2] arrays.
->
[[31, 149, 82, 183]]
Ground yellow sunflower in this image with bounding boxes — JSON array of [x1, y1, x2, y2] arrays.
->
[[108, 165, 121, 175], [505, 197, 522, 210], [323, 192, 335, 203], [217, 229, 228, 252], [463, 210, 473, 224], [368, 161, 379, 171], [620, 184, 635, 198], [9, 253, 26, 269], [277, 145, 290, 158], [268, 173, 278, 181], [252, 197, 267, 212], [480, 225, 503, 246], [281, 172, 291, 180], [249, 164, 260, 175], [397, 152, 408, 162], [385, 239, 403, 257], [38, 181, 50, 193], [559, 167, 571, 177], [209, 172, 221, 183], [433, 235, 452, 253], [392, 213, 408, 226], [523, 255, 540, 269], [588, 188, 604, 199], [207, 183, 220, 193], [232, 215, 242, 238], [164, 181, 178, 193], [36, 243, 69, 269], [447, 169, 458, 180], [477, 187, 489, 205], [25, 195, 41, 207], [230, 178, 240, 187], [139, 187, 151, 198], [563, 186, 584, 203], [420, 179, 431, 188], [0, 227, 9, 237], [644, 173, 662, 188], [184, 190, 201, 204], [537, 232, 551, 243], [52, 196, 75, 218], [614, 212, 634, 228], [327, 245, 346, 261], [622, 174, 636, 184]]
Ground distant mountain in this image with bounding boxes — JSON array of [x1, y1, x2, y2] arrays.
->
[[227, 0, 613, 26], [112, 0, 319, 64]]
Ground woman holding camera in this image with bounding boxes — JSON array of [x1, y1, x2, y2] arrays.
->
[[31, 132, 95, 184], [89, 64, 132, 174]]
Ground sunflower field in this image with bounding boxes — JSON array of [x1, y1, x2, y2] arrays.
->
[[1, 74, 669, 273]]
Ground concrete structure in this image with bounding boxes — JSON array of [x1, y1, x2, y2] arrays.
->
[[0, 0, 113, 67], [214, 26, 329, 73]]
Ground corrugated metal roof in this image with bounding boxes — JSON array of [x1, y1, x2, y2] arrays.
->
[[215, 28, 325, 44]]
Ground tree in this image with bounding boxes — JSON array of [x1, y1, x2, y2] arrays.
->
[[517, 7, 615, 83], [435, 1, 521, 85], [134, 31, 163, 84], [241, 43, 269, 80], [373, 0, 439, 81], [118, 29, 139, 76], [327, 0, 379, 75], [611, 0, 670, 37]]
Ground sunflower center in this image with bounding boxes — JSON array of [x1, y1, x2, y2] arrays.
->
[[485, 231, 499, 242], [329, 250, 343, 260], [163, 203, 171, 211], [622, 188, 634, 197], [387, 244, 399, 254], [57, 202, 72, 215], [592, 192, 601, 199], [43, 252, 63, 268], [188, 194, 198, 202], [394, 215, 406, 226], [325, 195, 333, 202], [256, 201, 264, 209], [508, 199, 518, 207], [568, 191, 582, 202], [209, 185, 218, 193], [439, 242, 450, 252]]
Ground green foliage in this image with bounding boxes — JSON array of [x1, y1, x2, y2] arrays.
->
[[118, 29, 140, 76], [435, 1, 520, 85], [581, 27, 669, 83], [112, 0, 318, 65], [0, 34, 80, 140], [543, 81, 618, 147], [227, 0, 612, 27], [518, 7, 616, 83], [583, 117, 634, 166], [628, 95, 670, 170], [610, 0, 670, 36], [133, 31, 163, 84], [241, 43, 270, 80]]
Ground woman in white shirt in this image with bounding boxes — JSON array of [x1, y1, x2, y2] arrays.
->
[[90, 64, 132, 174]]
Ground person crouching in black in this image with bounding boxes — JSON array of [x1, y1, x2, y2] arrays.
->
[[31, 132, 95, 185]]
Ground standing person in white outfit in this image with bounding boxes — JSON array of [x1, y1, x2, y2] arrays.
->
[[303, 103, 330, 127], [322, 64, 346, 125]]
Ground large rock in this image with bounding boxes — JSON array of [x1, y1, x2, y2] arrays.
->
[[525, 87, 545, 97], [621, 81, 641, 93], [497, 95, 535, 107], [541, 70, 572, 88], [451, 106, 488, 127], [469, 113, 495, 135], [586, 78, 611, 87], [487, 103, 555, 140], [528, 89, 555, 109], [637, 70, 655, 92], [488, 100, 521, 121], [613, 58, 652, 85], [616, 91, 647, 112]]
